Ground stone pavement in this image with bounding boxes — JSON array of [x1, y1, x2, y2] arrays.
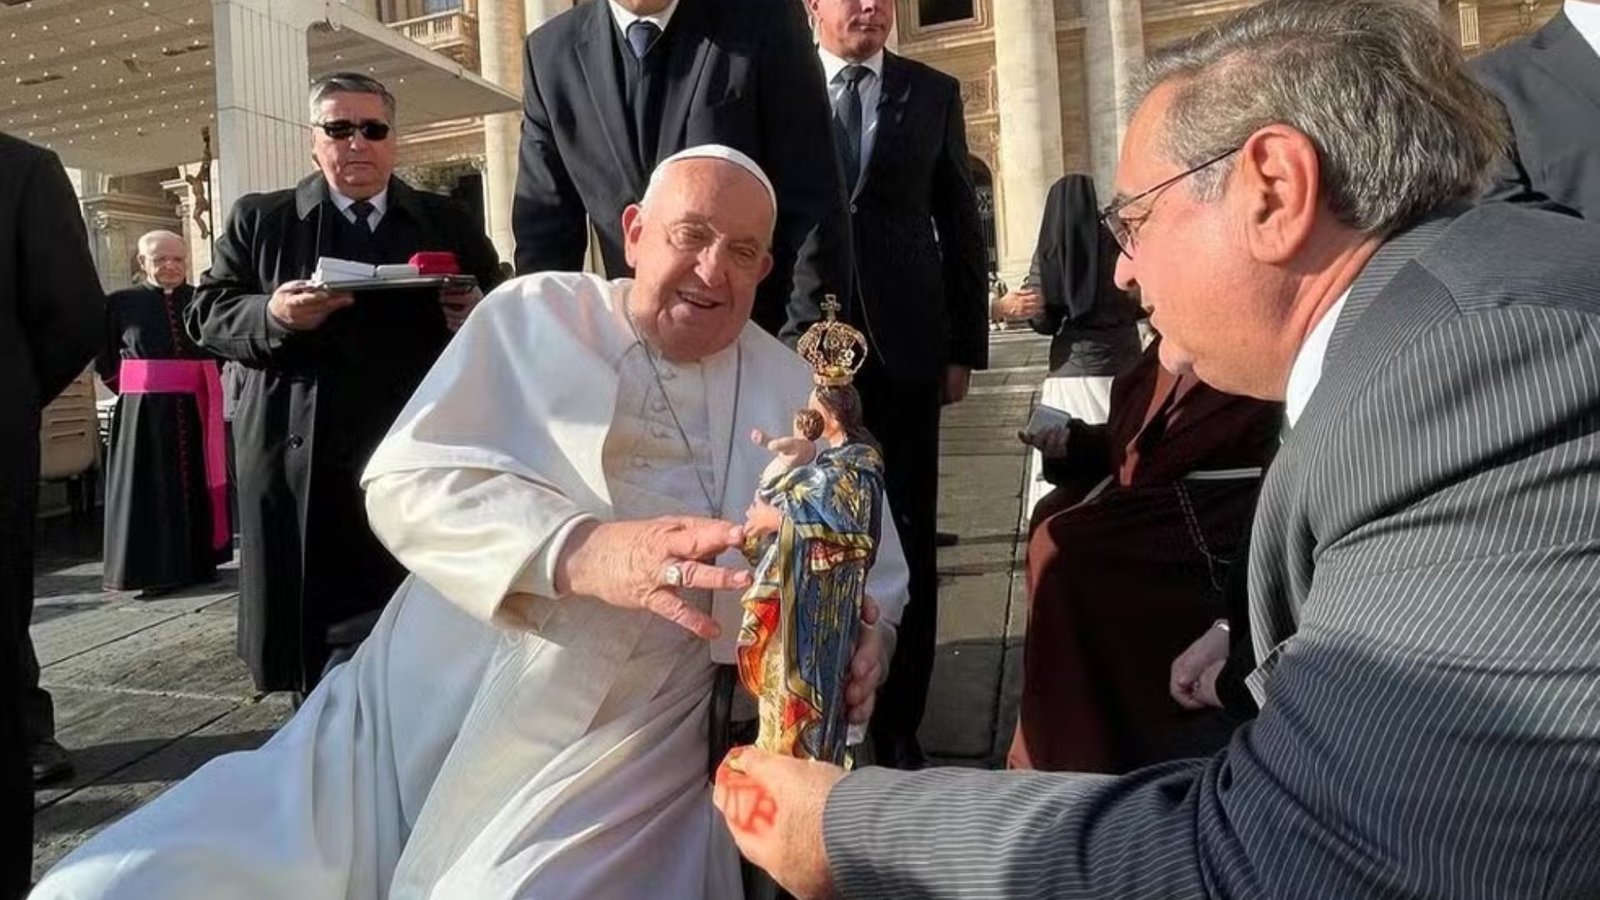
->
[[27, 329, 1051, 879]]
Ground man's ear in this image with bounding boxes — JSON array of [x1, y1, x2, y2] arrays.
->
[[1234, 124, 1321, 265], [622, 204, 645, 269]]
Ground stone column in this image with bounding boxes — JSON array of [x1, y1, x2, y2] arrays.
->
[[1083, 0, 1145, 195], [478, 0, 528, 261], [525, 0, 570, 30], [991, 0, 1064, 281], [211, 0, 316, 217]]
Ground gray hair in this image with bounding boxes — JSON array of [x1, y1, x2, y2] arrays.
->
[[1130, 0, 1507, 237], [308, 72, 397, 123], [137, 230, 185, 256]]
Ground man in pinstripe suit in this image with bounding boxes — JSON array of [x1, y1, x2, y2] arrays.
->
[[711, 2, 1600, 897]]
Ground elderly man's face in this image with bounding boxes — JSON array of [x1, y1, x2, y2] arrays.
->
[[1111, 83, 1281, 395], [311, 91, 396, 201], [622, 159, 775, 362], [140, 237, 187, 290]]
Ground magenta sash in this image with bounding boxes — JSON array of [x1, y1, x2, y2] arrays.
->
[[119, 359, 230, 551]]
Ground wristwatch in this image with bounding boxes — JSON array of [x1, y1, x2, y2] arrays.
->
[[1212, 618, 1231, 633]]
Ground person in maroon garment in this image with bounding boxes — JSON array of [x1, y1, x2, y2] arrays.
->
[[1008, 339, 1280, 773]]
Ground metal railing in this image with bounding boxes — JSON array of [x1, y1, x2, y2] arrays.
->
[[389, 5, 480, 70]]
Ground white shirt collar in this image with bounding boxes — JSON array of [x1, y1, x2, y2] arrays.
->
[[609, 0, 678, 35], [817, 45, 885, 84], [1283, 289, 1351, 428], [329, 186, 388, 218], [1564, 1, 1600, 57]]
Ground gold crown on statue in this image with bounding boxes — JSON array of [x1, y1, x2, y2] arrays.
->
[[797, 295, 868, 387]]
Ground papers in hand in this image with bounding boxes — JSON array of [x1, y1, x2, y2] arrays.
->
[[311, 257, 419, 285]]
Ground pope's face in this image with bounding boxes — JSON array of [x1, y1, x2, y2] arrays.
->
[[622, 159, 775, 363]]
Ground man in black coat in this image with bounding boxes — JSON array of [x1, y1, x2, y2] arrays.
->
[[1473, 3, 1600, 218], [513, 0, 850, 334], [188, 74, 502, 695], [794, 0, 989, 768], [0, 133, 104, 900]]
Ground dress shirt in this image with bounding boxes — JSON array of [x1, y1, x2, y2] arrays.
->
[[818, 46, 885, 184], [329, 185, 388, 231], [1283, 289, 1350, 429], [608, 0, 679, 36]]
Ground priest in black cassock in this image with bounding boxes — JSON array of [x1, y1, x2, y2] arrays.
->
[[188, 73, 502, 695], [97, 231, 230, 597]]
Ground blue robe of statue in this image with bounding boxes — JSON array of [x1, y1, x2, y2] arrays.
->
[[737, 442, 886, 763]]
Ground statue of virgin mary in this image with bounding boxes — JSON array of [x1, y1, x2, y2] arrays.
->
[[736, 299, 885, 764]]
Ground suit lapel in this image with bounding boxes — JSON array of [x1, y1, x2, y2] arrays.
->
[[656, 0, 714, 162], [855, 52, 911, 200], [574, 2, 646, 194], [1528, 12, 1600, 118]]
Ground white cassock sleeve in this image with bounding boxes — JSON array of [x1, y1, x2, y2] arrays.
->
[[365, 468, 594, 631], [360, 274, 628, 631]]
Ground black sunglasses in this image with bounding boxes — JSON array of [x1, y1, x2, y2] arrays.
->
[[1099, 147, 1240, 258], [315, 119, 392, 142]]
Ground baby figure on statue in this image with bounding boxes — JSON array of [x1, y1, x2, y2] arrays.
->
[[737, 298, 886, 764], [751, 407, 823, 486]]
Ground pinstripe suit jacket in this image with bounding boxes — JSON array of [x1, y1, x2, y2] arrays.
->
[[823, 202, 1600, 899]]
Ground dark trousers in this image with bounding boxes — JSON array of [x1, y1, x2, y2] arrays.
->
[[1, 447, 38, 899], [857, 362, 942, 762]]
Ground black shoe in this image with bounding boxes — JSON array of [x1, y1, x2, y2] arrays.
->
[[935, 531, 959, 548], [135, 584, 180, 599], [31, 738, 74, 785]]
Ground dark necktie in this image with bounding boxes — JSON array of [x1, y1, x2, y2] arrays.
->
[[625, 20, 666, 169], [626, 20, 661, 59], [348, 199, 375, 237], [833, 65, 869, 192]]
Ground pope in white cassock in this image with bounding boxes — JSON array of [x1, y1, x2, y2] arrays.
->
[[33, 146, 909, 899]]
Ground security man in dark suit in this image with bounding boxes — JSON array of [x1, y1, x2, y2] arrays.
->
[[794, 0, 989, 769], [1474, 3, 1600, 217], [188, 74, 502, 696], [0, 133, 103, 900], [512, 0, 850, 335]]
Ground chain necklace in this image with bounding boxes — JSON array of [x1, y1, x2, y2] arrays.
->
[[623, 310, 741, 518]]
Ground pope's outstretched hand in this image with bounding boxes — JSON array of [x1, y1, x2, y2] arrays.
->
[[554, 517, 752, 639]]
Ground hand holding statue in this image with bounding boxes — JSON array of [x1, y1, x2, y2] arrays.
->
[[712, 746, 844, 900]]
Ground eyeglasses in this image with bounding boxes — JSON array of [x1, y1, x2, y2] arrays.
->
[[315, 119, 392, 142], [1099, 147, 1239, 258]]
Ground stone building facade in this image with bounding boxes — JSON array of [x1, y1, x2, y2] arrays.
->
[[32, 0, 1563, 290]]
